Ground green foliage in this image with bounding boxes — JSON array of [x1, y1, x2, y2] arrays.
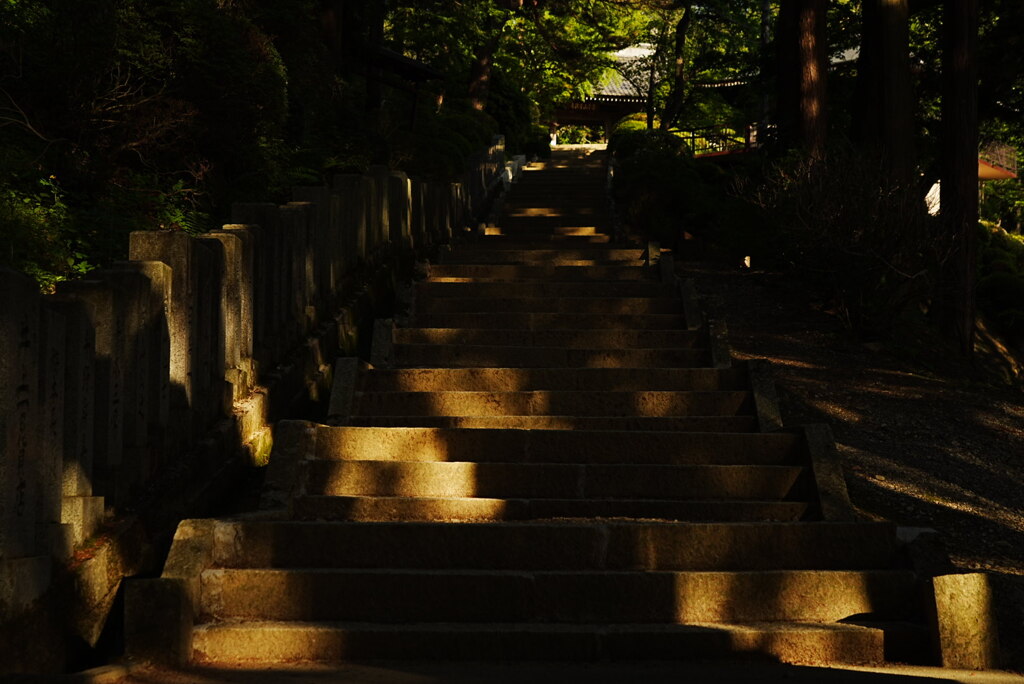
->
[[978, 229, 1024, 338]]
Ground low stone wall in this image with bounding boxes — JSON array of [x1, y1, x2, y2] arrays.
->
[[0, 136, 509, 673]]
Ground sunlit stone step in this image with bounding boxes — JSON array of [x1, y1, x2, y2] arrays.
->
[[210, 520, 901, 571], [391, 344, 710, 369], [485, 225, 601, 237], [478, 234, 613, 245], [312, 427, 804, 466], [304, 461, 802, 500], [417, 281, 668, 299], [358, 367, 747, 393], [414, 296, 680, 315], [291, 495, 808, 523], [441, 247, 644, 266], [391, 328, 702, 349], [427, 264, 652, 281], [411, 312, 687, 330], [348, 415, 759, 432], [200, 568, 914, 623], [192, 620, 891, 666], [353, 390, 751, 417]]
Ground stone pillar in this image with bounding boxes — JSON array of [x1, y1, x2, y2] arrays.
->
[[38, 302, 70, 558], [54, 279, 124, 502], [283, 202, 317, 335], [333, 175, 369, 268], [207, 228, 255, 397], [128, 231, 199, 445], [292, 186, 333, 314], [191, 237, 228, 429], [367, 165, 391, 255], [388, 172, 412, 250], [43, 297, 102, 548], [232, 203, 287, 361], [410, 179, 426, 249], [0, 269, 42, 562]]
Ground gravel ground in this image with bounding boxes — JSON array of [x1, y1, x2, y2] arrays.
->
[[685, 261, 1024, 671]]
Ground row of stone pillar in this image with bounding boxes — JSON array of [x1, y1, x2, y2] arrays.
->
[[0, 153, 485, 619]]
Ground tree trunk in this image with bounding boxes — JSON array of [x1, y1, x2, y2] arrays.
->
[[855, 0, 914, 182], [659, 4, 694, 132], [776, 0, 827, 156], [468, 32, 504, 111], [797, 0, 827, 157], [937, 0, 979, 355]]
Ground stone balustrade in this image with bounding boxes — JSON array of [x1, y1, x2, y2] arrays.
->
[[0, 137, 506, 641]]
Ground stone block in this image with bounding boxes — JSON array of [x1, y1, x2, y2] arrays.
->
[[0, 555, 51, 620], [232, 203, 286, 359], [932, 572, 1000, 669], [128, 231, 199, 444], [208, 228, 255, 397], [803, 423, 856, 522], [44, 298, 96, 499], [37, 304, 66, 536], [61, 495, 105, 547], [0, 269, 42, 561]]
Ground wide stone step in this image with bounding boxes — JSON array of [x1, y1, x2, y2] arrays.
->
[[391, 328, 702, 349], [418, 282, 668, 299], [391, 344, 709, 369], [191, 620, 888, 666], [478, 234, 613, 245], [427, 264, 652, 281], [411, 312, 688, 330], [352, 390, 751, 417], [305, 462, 801, 500], [485, 225, 601, 237], [416, 297, 680, 314], [358, 367, 747, 392], [313, 427, 804, 465], [441, 248, 644, 266], [291, 495, 808, 523], [210, 520, 900, 571], [348, 415, 759, 432], [200, 569, 915, 624]]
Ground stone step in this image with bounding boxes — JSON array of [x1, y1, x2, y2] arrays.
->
[[391, 344, 710, 369], [418, 281, 668, 299], [412, 297, 680, 315], [391, 328, 702, 349], [478, 234, 613, 245], [358, 367, 747, 392], [352, 390, 751, 417], [347, 415, 759, 432], [313, 427, 804, 465], [485, 225, 601, 237], [441, 248, 644, 266], [305, 462, 802, 500], [427, 264, 652, 281], [191, 620, 888, 666], [200, 568, 915, 624], [500, 217, 611, 230], [291, 495, 808, 523], [503, 207, 604, 218], [210, 520, 900, 571], [411, 312, 687, 330]]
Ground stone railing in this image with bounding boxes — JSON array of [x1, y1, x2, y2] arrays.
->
[[0, 135, 511, 669]]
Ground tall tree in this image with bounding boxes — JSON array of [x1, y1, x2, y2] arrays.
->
[[776, 0, 827, 157], [855, 0, 914, 182], [937, 0, 979, 355]]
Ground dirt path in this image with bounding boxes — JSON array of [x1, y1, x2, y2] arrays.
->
[[684, 261, 1024, 670]]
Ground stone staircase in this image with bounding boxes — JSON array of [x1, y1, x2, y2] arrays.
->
[[128, 147, 931, 669]]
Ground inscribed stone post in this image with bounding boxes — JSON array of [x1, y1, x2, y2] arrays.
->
[[292, 187, 333, 314], [367, 165, 391, 254], [232, 203, 286, 360], [128, 231, 198, 446], [283, 203, 317, 335], [55, 279, 124, 502], [410, 179, 425, 249], [0, 269, 42, 562], [327, 192, 345, 300], [191, 238, 228, 427], [206, 229, 254, 399], [333, 175, 368, 267], [113, 260, 172, 469], [388, 172, 412, 249], [37, 303, 67, 557]]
